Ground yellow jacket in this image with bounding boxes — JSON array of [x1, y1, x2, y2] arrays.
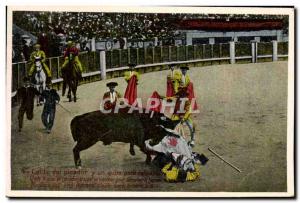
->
[[167, 69, 181, 81], [162, 162, 201, 182], [167, 70, 181, 93], [179, 73, 191, 87], [28, 50, 52, 77], [124, 70, 140, 82], [171, 97, 192, 122], [29, 50, 46, 64]]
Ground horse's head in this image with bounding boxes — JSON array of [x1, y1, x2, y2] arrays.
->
[[34, 57, 42, 71], [68, 53, 74, 61]]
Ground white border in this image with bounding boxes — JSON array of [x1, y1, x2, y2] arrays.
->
[[5, 191, 296, 198], [5, 6, 295, 198]]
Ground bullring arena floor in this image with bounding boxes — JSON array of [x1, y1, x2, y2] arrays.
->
[[10, 61, 288, 192]]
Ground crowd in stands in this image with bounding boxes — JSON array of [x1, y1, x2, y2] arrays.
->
[[12, 11, 287, 62]]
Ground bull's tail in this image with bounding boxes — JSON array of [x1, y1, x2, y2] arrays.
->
[[70, 117, 81, 142]]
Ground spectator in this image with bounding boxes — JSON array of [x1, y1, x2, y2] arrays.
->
[[119, 37, 125, 49], [48, 31, 61, 57], [38, 32, 49, 56], [81, 42, 90, 52], [21, 38, 31, 62]]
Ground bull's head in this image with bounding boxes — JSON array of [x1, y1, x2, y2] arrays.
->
[[158, 115, 178, 130], [144, 112, 179, 146]]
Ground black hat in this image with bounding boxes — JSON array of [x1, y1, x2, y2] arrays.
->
[[128, 63, 136, 68], [106, 82, 118, 87], [169, 64, 176, 68], [180, 66, 189, 70], [192, 152, 209, 165]]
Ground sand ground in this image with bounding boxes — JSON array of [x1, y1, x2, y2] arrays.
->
[[10, 61, 288, 192]]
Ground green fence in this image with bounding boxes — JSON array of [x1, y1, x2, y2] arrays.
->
[[11, 41, 289, 93], [235, 43, 252, 57], [258, 42, 273, 56], [278, 42, 289, 55], [104, 43, 239, 70]]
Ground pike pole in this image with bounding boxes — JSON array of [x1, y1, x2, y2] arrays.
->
[[208, 147, 242, 173], [57, 103, 72, 114]]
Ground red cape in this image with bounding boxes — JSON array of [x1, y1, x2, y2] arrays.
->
[[187, 82, 199, 110], [124, 75, 137, 105], [166, 79, 175, 97]]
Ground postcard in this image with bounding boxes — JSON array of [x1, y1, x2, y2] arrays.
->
[[6, 6, 294, 197]]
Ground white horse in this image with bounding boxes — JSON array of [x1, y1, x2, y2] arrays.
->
[[34, 57, 46, 106]]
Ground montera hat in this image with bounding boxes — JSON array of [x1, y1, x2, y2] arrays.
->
[[34, 44, 41, 48], [128, 63, 136, 68], [180, 66, 189, 70], [169, 64, 176, 68], [106, 82, 118, 87]]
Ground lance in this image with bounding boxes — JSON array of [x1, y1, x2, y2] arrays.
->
[[57, 103, 72, 114], [208, 147, 242, 173]]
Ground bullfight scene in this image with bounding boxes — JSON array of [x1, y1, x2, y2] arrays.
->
[[7, 7, 293, 196]]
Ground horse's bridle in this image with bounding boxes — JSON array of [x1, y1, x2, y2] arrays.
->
[[35, 61, 44, 85]]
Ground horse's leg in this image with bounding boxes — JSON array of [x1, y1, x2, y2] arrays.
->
[[36, 85, 40, 106], [62, 80, 67, 96], [73, 138, 98, 169], [42, 75, 46, 92], [73, 79, 77, 102], [69, 78, 77, 103], [67, 84, 72, 102], [39, 85, 44, 105], [35, 73, 41, 106]]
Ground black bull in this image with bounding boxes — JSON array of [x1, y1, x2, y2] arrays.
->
[[71, 108, 176, 168]]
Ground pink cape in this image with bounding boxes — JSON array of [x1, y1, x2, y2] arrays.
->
[[166, 79, 175, 97], [149, 91, 162, 112]]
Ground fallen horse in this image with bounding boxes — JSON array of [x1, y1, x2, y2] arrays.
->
[[145, 126, 209, 182], [70, 107, 176, 168]]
